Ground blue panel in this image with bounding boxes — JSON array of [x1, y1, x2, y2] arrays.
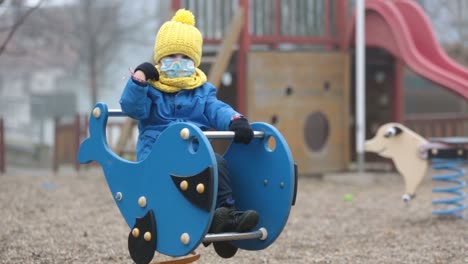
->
[[78, 103, 217, 257], [224, 122, 295, 250]]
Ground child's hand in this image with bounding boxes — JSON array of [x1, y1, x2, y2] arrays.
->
[[229, 117, 254, 144], [134, 62, 159, 81], [133, 70, 146, 80]]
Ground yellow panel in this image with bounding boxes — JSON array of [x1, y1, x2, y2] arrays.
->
[[247, 52, 350, 174]]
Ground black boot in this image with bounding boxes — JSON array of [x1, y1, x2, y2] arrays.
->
[[213, 208, 259, 259], [203, 207, 230, 247], [225, 208, 259, 232], [209, 207, 230, 233]]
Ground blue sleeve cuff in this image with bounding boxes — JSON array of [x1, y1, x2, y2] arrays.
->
[[131, 76, 147, 87]]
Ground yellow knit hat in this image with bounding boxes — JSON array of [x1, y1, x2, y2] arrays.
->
[[154, 9, 203, 67]]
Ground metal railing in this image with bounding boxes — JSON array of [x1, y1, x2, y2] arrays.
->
[[177, 0, 344, 47]]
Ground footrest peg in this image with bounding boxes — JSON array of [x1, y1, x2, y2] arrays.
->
[[203, 228, 268, 243]]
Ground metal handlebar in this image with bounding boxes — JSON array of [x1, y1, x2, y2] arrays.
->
[[203, 131, 265, 139], [108, 109, 266, 139], [108, 109, 127, 117]]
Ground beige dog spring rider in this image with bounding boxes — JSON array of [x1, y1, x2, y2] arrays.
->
[[366, 123, 467, 218]]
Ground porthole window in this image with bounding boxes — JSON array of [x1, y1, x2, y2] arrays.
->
[[304, 112, 329, 152]]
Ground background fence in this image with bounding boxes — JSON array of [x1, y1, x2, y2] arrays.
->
[[404, 113, 468, 139], [53, 115, 137, 172]]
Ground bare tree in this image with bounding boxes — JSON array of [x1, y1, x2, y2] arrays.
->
[[63, 0, 161, 107], [0, 0, 44, 56], [40, 1, 132, 106], [1, 0, 159, 108]]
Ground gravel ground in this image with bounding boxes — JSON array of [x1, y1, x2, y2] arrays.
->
[[1, 166, 468, 264]]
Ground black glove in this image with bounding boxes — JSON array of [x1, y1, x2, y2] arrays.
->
[[229, 117, 254, 144], [134, 62, 159, 81]]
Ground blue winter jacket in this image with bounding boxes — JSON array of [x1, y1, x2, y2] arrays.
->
[[119, 78, 240, 161]]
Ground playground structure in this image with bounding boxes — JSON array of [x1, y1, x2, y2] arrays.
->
[[149, 0, 468, 172], [349, 0, 468, 103], [48, 0, 468, 174], [366, 123, 467, 218], [348, 0, 468, 154], [78, 103, 297, 263]]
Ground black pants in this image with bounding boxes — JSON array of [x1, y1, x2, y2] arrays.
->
[[215, 153, 235, 208]]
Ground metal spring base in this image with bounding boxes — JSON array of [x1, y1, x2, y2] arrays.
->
[[431, 158, 467, 218]]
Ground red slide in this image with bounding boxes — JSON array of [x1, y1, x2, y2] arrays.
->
[[350, 0, 468, 100]]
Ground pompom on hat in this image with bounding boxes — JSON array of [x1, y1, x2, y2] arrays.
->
[[154, 9, 203, 67]]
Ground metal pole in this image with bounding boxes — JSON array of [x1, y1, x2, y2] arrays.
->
[[203, 131, 265, 139], [203, 228, 267, 243], [108, 109, 127, 116], [108, 109, 265, 139], [356, 0, 366, 172]]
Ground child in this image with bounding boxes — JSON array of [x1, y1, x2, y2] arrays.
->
[[119, 9, 258, 258]]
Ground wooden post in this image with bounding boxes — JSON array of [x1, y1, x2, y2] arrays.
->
[[336, 0, 348, 51], [53, 117, 59, 173], [208, 8, 245, 88], [0, 118, 4, 174], [74, 114, 80, 172], [324, 0, 331, 50], [171, 0, 181, 11], [393, 60, 404, 122], [272, 0, 281, 50], [237, 0, 250, 114], [456, 120, 463, 136], [114, 118, 136, 157]]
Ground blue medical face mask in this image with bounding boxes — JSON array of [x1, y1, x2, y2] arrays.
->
[[160, 57, 196, 78]]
